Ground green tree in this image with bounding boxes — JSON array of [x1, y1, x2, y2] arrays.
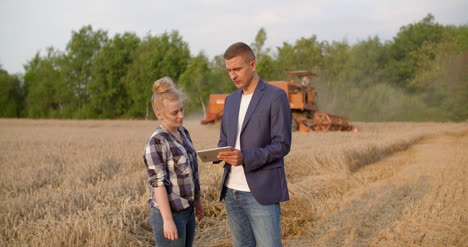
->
[[251, 27, 267, 56], [410, 24, 468, 120], [62, 25, 108, 118], [178, 52, 212, 113], [123, 31, 190, 118], [12, 15, 467, 121], [23, 48, 65, 118], [209, 55, 236, 93], [0, 66, 24, 117], [89, 32, 140, 118], [315, 40, 351, 115], [346, 36, 387, 87], [250, 27, 277, 80], [385, 14, 444, 88], [276, 35, 325, 76]]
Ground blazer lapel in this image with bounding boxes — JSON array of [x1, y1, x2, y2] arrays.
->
[[241, 80, 265, 134]]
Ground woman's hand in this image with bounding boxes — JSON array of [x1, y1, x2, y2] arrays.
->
[[163, 220, 178, 240], [195, 199, 204, 222]]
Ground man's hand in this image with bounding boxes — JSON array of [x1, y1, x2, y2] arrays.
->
[[217, 149, 244, 166]]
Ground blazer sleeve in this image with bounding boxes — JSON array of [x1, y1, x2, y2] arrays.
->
[[218, 96, 229, 148], [243, 89, 292, 171]]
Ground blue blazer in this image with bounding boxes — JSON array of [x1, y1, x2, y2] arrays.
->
[[218, 79, 292, 205]]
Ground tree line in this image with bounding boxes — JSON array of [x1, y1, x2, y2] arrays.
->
[[1, 14, 467, 121]]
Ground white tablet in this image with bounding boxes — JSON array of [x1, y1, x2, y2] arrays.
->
[[197, 146, 233, 162]]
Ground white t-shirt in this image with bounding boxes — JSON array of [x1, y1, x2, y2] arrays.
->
[[225, 93, 253, 192]]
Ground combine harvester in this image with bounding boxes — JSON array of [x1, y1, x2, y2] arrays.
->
[[201, 71, 356, 133]]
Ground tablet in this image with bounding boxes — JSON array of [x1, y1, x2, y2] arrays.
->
[[197, 146, 233, 162]]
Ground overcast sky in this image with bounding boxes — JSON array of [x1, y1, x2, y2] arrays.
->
[[1, 0, 467, 74]]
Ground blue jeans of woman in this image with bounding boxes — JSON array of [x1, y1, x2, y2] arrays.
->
[[149, 206, 195, 247], [224, 188, 282, 247]]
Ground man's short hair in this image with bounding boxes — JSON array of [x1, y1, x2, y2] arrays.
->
[[224, 42, 256, 62]]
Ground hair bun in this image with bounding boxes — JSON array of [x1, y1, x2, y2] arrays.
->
[[153, 77, 175, 94]]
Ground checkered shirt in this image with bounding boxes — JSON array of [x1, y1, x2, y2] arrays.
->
[[143, 125, 200, 212]]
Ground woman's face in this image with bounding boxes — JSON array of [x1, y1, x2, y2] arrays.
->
[[156, 99, 184, 131]]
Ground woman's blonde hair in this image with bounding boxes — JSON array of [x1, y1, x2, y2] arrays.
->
[[151, 77, 185, 112]]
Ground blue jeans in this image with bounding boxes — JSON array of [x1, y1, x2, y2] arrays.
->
[[224, 188, 282, 247], [149, 206, 195, 247]]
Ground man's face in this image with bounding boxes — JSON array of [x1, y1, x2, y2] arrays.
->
[[225, 55, 256, 91], [156, 99, 184, 130]]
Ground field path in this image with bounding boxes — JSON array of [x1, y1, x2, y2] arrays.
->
[[290, 130, 468, 247]]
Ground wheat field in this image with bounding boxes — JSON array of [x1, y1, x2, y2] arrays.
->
[[1, 118, 467, 247]]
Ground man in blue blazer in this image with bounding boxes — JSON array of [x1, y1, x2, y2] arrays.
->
[[217, 42, 292, 247]]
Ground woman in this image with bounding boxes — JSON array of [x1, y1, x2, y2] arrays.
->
[[143, 76, 203, 247]]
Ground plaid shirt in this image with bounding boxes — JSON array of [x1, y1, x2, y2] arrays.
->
[[143, 125, 200, 212]]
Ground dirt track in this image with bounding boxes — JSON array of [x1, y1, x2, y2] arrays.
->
[[289, 130, 468, 247]]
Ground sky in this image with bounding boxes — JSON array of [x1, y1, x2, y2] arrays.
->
[[1, 0, 467, 74]]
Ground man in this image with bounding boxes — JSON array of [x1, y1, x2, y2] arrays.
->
[[216, 42, 292, 247]]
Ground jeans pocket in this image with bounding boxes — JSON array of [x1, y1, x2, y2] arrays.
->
[[149, 206, 160, 216]]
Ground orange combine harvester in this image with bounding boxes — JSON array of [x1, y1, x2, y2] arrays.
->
[[201, 71, 356, 133]]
